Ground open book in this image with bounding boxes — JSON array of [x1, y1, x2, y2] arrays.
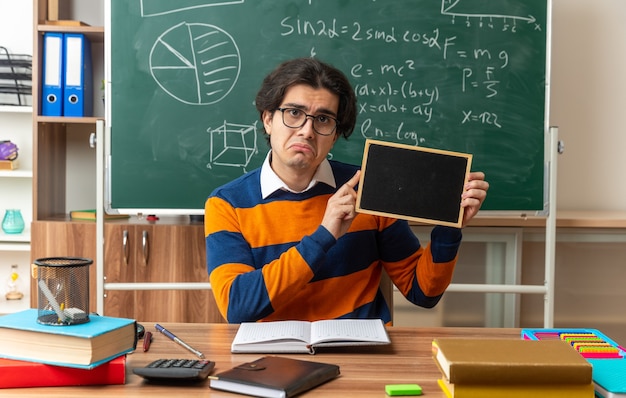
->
[[231, 319, 390, 354]]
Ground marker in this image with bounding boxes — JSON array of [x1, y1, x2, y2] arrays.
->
[[155, 323, 205, 359], [143, 331, 153, 352]]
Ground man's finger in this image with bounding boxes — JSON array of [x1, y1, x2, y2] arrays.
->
[[345, 170, 361, 189]]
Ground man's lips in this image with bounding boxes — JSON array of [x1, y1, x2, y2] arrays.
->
[[289, 143, 316, 155]]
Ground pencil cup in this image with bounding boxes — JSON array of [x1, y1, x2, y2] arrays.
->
[[32, 257, 93, 326]]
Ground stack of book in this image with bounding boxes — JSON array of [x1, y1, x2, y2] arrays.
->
[[432, 338, 595, 397], [69, 209, 130, 221], [0, 309, 137, 389], [0, 159, 18, 170]]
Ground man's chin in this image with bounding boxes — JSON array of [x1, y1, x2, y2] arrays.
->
[[286, 154, 315, 169]]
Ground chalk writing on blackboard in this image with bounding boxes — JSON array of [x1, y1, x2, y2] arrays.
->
[[140, 0, 244, 18], [207, 121, 258, 171], [442, 0, 541, 23], [150, 21, 241, 105]]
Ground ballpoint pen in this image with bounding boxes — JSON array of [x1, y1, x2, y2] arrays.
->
[[155, 323, 205, 359]]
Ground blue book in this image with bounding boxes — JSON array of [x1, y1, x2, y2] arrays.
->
[[0, 309, 137, 369], [589, 359, 626, 398]]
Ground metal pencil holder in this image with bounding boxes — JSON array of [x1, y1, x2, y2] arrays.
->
[[32, 257, 92, 326]]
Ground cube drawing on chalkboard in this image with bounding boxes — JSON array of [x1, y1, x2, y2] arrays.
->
[[356, 139, 472, 228], [208, 121, 258, 169]]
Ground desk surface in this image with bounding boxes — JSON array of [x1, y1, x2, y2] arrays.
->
[[5, 324, 521, 397]]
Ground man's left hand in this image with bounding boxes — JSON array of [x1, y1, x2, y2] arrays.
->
[[461, 171, 489, 227]]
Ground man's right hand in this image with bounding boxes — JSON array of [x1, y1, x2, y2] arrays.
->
[[321, 171, 361, 240]]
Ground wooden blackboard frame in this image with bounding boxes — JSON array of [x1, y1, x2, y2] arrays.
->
[[356, 139, 472, 228]]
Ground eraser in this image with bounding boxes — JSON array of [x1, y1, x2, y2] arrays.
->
[[385, 384, 423, 396]]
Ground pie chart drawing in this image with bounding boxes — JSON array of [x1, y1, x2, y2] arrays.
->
[[150, 22, 241, 105]]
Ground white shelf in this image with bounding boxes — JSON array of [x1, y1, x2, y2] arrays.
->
[[0, 295, 30, 314], [0, 170, 32, 178], [0, 228, 30, 250], [0, 243, 30, 251], [0, 105, 32, 114]]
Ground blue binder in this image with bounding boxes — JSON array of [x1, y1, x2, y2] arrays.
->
[[41, 32, 64, 116], [62, 33, 93, 117]]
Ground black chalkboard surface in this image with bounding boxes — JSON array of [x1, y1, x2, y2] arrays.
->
[[108, 0, 549, 213], [357, 140, 472, 228]]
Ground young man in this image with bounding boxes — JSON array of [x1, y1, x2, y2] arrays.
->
[[205, 58, 489, 324]]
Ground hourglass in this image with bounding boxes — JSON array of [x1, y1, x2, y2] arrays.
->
[[5, 264, 24, 300]]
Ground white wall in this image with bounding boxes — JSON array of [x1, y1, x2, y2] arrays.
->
[[0, 0, 32, 55], [551, 0, 626, 210]]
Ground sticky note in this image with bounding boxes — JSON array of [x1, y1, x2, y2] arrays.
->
[[385, 384, 423, 396]]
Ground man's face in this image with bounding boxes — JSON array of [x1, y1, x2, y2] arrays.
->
[[263, 84, 339, 177]]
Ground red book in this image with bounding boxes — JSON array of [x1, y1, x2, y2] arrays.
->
[[0, 355, 126, 388]]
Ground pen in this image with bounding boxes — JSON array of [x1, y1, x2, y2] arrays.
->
[[143, 331, 152, 352], [155, 323, 205, 359]]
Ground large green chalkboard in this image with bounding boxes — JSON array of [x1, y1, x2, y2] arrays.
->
[[108, 0, 549, 213]]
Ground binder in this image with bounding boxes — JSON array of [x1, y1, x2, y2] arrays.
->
[[41, 32, 64, 116], [63, 33, 93, 117]]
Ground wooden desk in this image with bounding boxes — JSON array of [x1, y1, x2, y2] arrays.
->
[[5, 324, 520, 397]]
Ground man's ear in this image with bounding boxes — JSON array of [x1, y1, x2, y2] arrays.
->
[[262, 110, 273, 134]]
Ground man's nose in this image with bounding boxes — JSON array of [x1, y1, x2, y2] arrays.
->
[[298, 116, 316, 137]]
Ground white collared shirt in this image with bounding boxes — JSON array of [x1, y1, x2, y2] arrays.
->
[[260, 150, 337, 199]]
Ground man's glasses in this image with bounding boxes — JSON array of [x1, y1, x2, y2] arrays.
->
[[276, 107, 338, 136]]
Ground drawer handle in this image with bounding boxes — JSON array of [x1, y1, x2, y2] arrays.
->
[[122, 230, 130, 265], [142, 230, 150, 265]]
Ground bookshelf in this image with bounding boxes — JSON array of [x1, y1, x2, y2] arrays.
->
[[29, 0, 103, 311], [0, 2, 33, 314]]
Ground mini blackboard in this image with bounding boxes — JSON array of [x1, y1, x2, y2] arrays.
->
[[356, 139, 472, 228]]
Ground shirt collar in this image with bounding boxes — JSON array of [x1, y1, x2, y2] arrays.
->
[[260, 150, 337, 199]]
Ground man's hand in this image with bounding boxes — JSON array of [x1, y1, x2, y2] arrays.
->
[[461, 171, 489, 227], [322, 171, 361, 239]]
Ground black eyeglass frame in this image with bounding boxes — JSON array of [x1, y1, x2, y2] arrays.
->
[[275, 107, 339, 136]]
